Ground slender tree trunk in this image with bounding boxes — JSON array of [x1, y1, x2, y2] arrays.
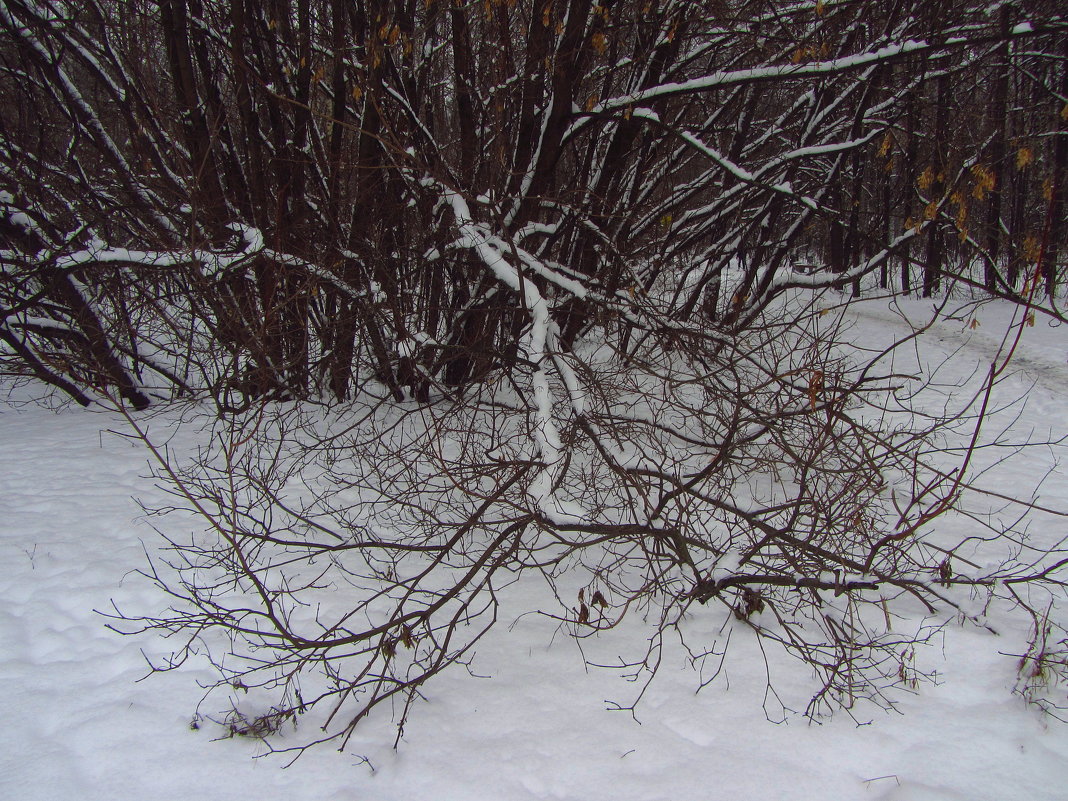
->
[[983, 6, 1011, 293]]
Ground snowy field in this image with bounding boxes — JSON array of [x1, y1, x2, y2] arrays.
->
[[3, 296, 1068, 800]]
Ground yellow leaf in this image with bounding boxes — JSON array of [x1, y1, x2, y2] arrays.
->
[[591, 32, 608, 55], [1023, 234, 1042, 264], [923, 201, 938, 220], [352, 85, 363, 101], [585, 93, 598, 112], [815, 0, 826, 16], [1016, 147, 1033, 170], [1026, 312, 1035, 327], [971, 164, 995, 200], [660, 213, 673, 228], [970, 318, 980, 330], [877, 132, 892, 158], [917, 166, 934, 191], [808, 369, 824, 411]]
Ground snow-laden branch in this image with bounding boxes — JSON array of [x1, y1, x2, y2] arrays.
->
[[0, 3, 180, 237], [441, 184, 588, 522]]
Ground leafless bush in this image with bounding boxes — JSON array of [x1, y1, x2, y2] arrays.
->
[[2, 0, 1065, 756], [108, 289, 1068, 754]]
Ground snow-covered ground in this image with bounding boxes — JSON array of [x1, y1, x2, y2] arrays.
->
[[3, 296, 1068, 800]]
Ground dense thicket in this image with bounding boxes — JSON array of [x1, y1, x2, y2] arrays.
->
[[3, 1, 1068, 752], [0, 0, 1065, 406]]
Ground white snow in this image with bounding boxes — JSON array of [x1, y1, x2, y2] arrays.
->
[[2, 297, 1068, 799]]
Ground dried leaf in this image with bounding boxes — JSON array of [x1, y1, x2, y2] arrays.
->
[[733, 587, 765, 620], [917, 166, 934, 191], [971, 163, 995, 200], [808, 369, 824, 411], [1024, 234, 1042, 264]]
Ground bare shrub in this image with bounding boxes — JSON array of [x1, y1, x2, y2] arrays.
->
[[109, 290, 1068, 754]]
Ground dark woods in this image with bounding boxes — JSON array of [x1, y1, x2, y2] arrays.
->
[[0, 0, 1065, 407]]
